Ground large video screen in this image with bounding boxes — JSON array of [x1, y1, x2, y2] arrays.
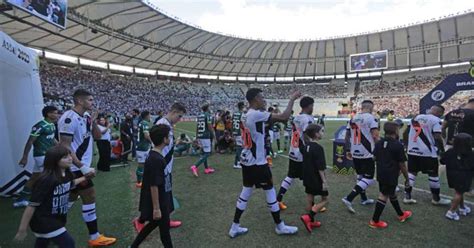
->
[[349, 50, 387, 72], [7, 0, 67, 29]]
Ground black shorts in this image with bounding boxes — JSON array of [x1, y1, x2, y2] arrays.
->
[[71, 170, 94, 192], [242, 164, 273, 190], [378, 183, 397, 196], [407, 155, 439, 176], [305, 187, 329, 197], [288, 160, 303, 179], [353, 158, 375, 179]]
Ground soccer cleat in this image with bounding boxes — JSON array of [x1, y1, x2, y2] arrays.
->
[[311, 221, 321, 228], [233, 164, 242, 169], [132, 218, 144, 233], [204, 167, 215, 174], [278, 202, 288, 210], [300, 215, 313, 233], [273, 153, 278, 158], [228, 223, 248, 238], [88, 234, 116, 246], [275, 222, 298, 235], [319, 207, 327, 213], [361, 199, 375, 205], [459, 206, 471, 216], [445, 210, 460, 221], [190, 165, 199, 177], [267, 156, 273, 167], [277, 150, 284, 154], [342, 198, 356, 214], [432, 198, 451, 206], [369, 220, 388, 229], [398, 211, 412, 222], [403, 198, 417, 204], [170, 220, 182, 228], [135, 182, 142, 188], [13, 199, 29, 208]]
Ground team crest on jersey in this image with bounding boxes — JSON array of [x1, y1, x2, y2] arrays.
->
[[470, 60, 474, 78], [431, 90, 445, 101], [64, 118, 71, 124]]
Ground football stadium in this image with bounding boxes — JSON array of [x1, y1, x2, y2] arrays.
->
[[0, 0, 473, 247]]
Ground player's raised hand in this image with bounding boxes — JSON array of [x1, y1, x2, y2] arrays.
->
[[18, 156, 28, 167], [289, 91, 302, 101]]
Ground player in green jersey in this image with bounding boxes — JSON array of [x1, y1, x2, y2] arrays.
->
[[232, 102, 246, 169], [284, 111, 294, 151], [135, 111, 152, 188], [14, 106, 59, 208], [191, 104, 216, 177]]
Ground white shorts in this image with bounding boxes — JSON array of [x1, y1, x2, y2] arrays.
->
[[273, 131, 280, 141], [136, 150, 150, 163], [269, 130, 274, 143], [33, 156, 45, 173], [284, 130, 291, 137], [199, 139, 212, 153], [235, 136, 243, 146]]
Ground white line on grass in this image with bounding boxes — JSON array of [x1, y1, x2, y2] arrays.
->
[[276, 153, 474, 205]]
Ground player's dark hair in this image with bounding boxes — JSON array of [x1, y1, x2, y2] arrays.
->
[[170, 102, 187, 114], [132, 109, 140, 114], [42, 106, 58, 118], [150, 124, 170, 147], [201, 104, 210, 112], [180, 133, 186, 139], [300, 96, 314, 109], [434, 104, 445, 111], [246, 88, 262, 102], [73, 89, 92, 103], [38, 145, 72, 185], [361, 100, 374, 105], [453, 133, 472, 156], [304, 124, 323, 144], [140, 110, 150, 119], [268, 107, 274, 112], [237, 101, 245, 110], [383, 122, 399, 136]]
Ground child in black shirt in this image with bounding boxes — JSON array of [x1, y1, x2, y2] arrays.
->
[[300, 124, 328, 233], [131, 124, 173, 248], [441, 133, 474, 221], [15, 145, 93, 248], [370, 122, 412, 229]]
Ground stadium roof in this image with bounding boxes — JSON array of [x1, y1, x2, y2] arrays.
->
[[0, 0, 473, 77]]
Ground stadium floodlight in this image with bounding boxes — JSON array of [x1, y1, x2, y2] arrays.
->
[[109, 63, 133, 73], [135, 68, 156, 75], [79, 58, 107, 69], [45, 51, 77, 64]]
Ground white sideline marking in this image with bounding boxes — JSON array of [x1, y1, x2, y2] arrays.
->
[[276, 153, 474, 205]]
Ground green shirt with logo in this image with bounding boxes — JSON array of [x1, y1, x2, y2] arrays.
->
[[196, 112, 211, 139], [137, 120, 152, 151], [232, 111, 243, 136], [31, 120, 56, 157]]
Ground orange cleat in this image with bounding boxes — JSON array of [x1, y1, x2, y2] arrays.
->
[[278, 202, 287, 210], [170, 220, 182, 228], [267, 156, 273, 167], [398, 211, 412, 222], [311, 221, 321, 228], [88, 234, 116, 247], [369, 220, 388, 229], [133, 218, 144, 233]]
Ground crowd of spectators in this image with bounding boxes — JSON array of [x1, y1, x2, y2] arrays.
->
[[262, 83, 347, 99]]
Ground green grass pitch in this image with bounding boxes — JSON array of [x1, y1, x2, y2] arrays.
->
[[1, 121, 473, 247]]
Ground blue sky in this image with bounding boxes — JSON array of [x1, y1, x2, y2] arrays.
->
[[147, 0, 471, 41]]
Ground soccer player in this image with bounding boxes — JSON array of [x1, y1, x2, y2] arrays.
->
[[369, 122, 412, 229], [228, 88, 301, 238], [272, 121, 283, 154], [404, 105, 450, 205], [276, 96, 315, 210], [191, 104, 216, 177], [387, 110, 395, 122], [232, 102, 245, 169], [130, 124, 174, 248], [300, 124, 328, 233], [14, 145, 92, 247], [441, 133, 473, 221], [15, 106, 59, 208], [317, 114, 326, 127], [442, 106, 465, 150], [283, 111, 294, 151], [58, 89, 116, 246], [135, 111, 152, 188], [133, 103, 187, 231], [342, 100, 378, 213]]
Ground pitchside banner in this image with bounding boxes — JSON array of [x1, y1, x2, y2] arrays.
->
[[419, 69, 474, 114], [0, 31, 43, 196]]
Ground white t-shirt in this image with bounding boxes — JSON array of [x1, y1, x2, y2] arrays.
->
[[289, 113, 315, 162], [240, 109, 271, 166], [58, 110, 93, 170], [155, 117, 174, 174], [407, 114, 442, 158], [98, 125, 111, 141], [346, 112, 379, 159]]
